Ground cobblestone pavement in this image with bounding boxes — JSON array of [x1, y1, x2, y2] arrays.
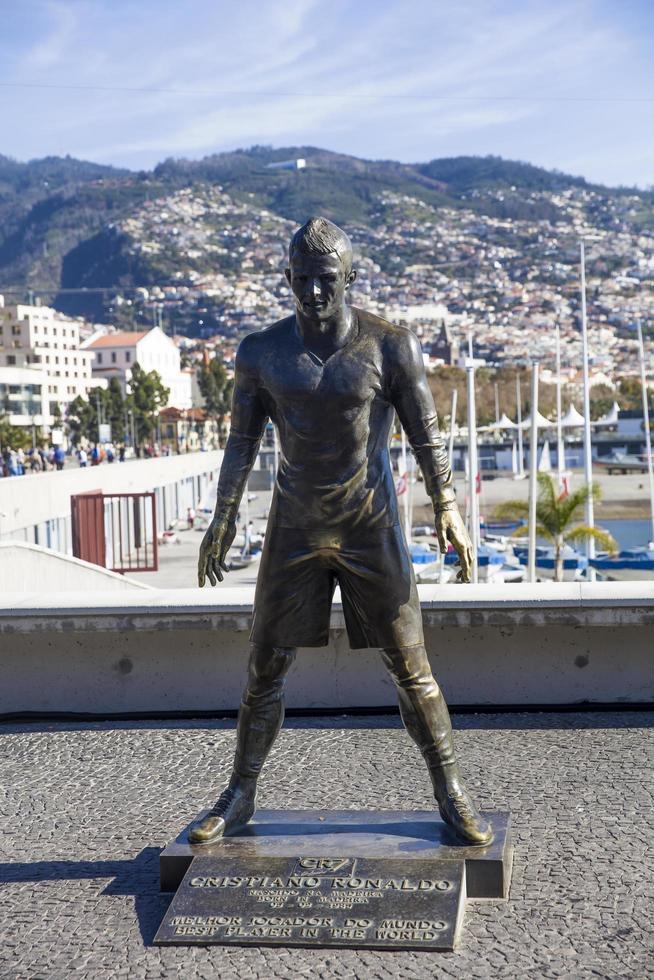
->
[[1, 712, 652, 979]]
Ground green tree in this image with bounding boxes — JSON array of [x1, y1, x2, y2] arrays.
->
[[493, 473, 617, 582], [589, 384, 616, 418], [66, 394, 96, 446], [428, 365, 564, 427], [197, 356, 233, 445], [616, 376, 646, 411], [104, 377, 126, 443], [0, 415, 31, 452], [127, 362, 169, 448]]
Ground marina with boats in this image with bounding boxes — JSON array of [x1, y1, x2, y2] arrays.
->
[[133, 240, 654, 590]]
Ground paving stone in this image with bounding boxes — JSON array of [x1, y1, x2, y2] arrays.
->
[[0, 711, 652, 979]]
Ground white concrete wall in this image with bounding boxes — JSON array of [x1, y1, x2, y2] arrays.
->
[[1, 582, 652, 714], [0, 543, 150, 592], [0, 450, 222, 535]]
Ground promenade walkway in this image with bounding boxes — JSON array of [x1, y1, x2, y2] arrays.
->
[[0, 711, 651, 978]]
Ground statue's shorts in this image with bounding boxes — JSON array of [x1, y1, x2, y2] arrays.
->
[[250, 523, 424, 649]]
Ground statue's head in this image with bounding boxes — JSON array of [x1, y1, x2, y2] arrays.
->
[[285, 216, 356, 321]]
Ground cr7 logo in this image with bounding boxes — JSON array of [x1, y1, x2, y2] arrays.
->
[[294, 857, 356, 876]]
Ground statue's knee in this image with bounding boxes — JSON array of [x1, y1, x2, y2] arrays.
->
[[264, 646, 296, 683], [245, 644, 296, 698], [382, 645, 440, 696]]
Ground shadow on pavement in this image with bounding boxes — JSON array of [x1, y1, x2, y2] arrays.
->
[[0, 847, 169, 946]]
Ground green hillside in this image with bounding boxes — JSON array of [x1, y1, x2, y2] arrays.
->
[[0, 146, 652, 330]]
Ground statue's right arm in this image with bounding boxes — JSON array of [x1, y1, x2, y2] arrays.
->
[[198, 337, 269, 587]]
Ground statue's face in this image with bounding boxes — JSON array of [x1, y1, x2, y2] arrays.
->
[[285, 251, 356, 322]]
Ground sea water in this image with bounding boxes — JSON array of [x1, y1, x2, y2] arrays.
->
[[602, 519, 653, 550]]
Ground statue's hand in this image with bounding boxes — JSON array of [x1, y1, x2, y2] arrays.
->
[[435, 508, 474, 583], [198, 514, 237, 587]]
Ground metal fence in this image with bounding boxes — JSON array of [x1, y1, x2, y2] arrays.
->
[[71, 491, 158, 573]]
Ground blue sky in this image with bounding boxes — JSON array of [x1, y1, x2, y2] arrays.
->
[[1, 0, 652, 186]]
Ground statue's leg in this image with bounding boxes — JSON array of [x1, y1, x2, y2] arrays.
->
[[189, 642, 296, 844], [381, 644, 493, 846]]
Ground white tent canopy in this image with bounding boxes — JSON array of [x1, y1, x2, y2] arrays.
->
[[494, 412, 517, 430], [480, 412, 518, 432], [593, 401, 620, 427], [561, 403, 586, 427], [520, 410, 554, 429]]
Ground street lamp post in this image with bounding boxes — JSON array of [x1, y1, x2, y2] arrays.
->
[[466, 338, 479, 584], [579, 241, 596, 581], [527, 362, 540, 584], [637, 319, 654, 546], [515, 374, 525, 479]]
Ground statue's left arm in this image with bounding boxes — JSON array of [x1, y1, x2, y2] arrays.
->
[[198, 335, 269, 586], [389, 329, 473, 581]]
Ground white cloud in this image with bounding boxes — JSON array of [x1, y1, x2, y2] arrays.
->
[[2, 0, 652, 184], [23, 0, 79, 69]]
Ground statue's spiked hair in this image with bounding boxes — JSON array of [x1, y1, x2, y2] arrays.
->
[[289, 216, 353, 272]]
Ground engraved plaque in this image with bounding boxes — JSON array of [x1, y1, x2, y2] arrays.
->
[[155, 854, 466, 950]]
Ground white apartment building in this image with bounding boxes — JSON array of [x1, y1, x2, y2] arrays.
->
[[0, 365, 49, 428], [0, 297, 105, 421], [85, 326, 192, 409]]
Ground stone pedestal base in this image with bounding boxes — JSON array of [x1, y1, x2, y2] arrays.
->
[[156, 809, 512, 950]]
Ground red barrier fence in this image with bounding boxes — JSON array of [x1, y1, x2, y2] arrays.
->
[[71, 491, 158, 573]]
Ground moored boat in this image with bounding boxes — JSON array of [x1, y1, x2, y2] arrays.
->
[[481, 518, 525, 535], [513, 544, 588, 581], [590, 547, 654, 581]]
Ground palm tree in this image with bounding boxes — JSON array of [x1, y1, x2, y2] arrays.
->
[[493, 474, 617, 582]]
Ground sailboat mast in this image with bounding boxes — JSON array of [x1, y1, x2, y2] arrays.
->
[[555, 321, 565, 491], [466, 337, 479, 583], [579, 241, 596, 576], [272, 423, 279, 480], [448, 387, 458, 465], [516, 373, 525, 478], [241, 483, 250, 558], [528, 361, 540, 583], [637, 319, 654, 545], [438, 387, 459, 583]]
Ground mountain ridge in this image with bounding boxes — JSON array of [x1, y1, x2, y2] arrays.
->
[[0, 147, 652, 339]]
